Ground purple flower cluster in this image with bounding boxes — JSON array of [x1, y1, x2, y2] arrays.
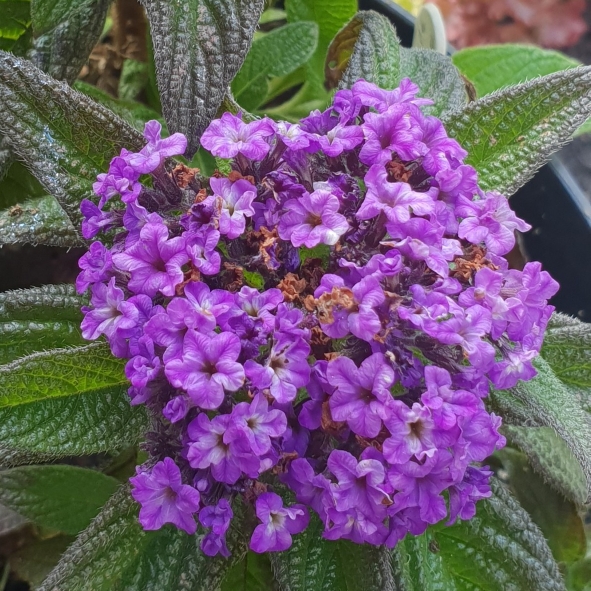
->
[[78, 81, 558, 553]]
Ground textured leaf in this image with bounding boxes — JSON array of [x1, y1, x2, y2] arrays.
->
[[270, 514, 396, 591], [221, 551, 274, 591], [0, 51, 144, 226], [392, 479, 566, 591], [73, 80, 163, 132], [0, 195, 80, 247], [0, 341, 126, 407], [399, 48, 467, 118], [38, 486, 248, 591], [541, 313, 591, 389], [452, 44, 580, 98], [0, 0, 32, 55], [0, 159, 45, 210], [443, 67, 591, 196], [232, 22, 318, 112], [119, 58, 149, 102], [0, 284, 85, 364], [141, 0, 264, 158], [500, 448, 586, 565], [277, 0, 356, 121], [30, 0, 109, 83], [0, 465, 118, 535], [0, 387, 147, 465], [11, 535, 75, 589], [0, 502, 28, 535], [491, 357, 591, 503], [326, 10, 400, 92], [503, 425, 587, 506]]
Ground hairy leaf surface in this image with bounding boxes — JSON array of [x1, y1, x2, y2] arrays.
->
[[0, 51, 144, 226], [326, 10, 400, 91], [393, 479, 566, 591], [270, 514, 396, 591], [491, 357, 591, 503], [0, 465, 119, 534], [39, 486, 248, 591], [141, 0, 264, 157], [444, 66, 591, 196]]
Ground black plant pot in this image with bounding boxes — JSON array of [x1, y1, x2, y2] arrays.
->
[[361, 0, 591, 321]]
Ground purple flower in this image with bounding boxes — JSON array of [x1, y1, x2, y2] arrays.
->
[[113, 221, 188, 297], [93, 154, 140, 207], [200, 112, 275, 160], [352, 78, 433, 112], [315, 123, 364, 157], [125, 336, 161, 388], [165, 330, 244, 409], [488, 346, 537, 390], [278, 189, 349, 248], [76, 241, 113, 293], [80, 277, 137, 343], [200, 498, 233, 535], [130, 458, 200, 534], [222, 286, 283, 334], [298, 361, 332, 430], [244, 336, 311, 404], [327, 353, 395, 438], [185, 226, 222, 275], [457, 192, 531, 256], [126, 121, 187, 173], [80, 199, 120, 239], [447, 466, 492, 525], [383, 401, 454, 464], [359, 105, 425, 165], [162, 395, 190, 423], [387, 450, 453, 524], [123, 202, 164, 245], [349, 276, 385, 341], [282, 458, 331, 516], [231, 394, 287, 454], [250, 493, 309, 553], [275, 121, 314, 151], [209, 177, 257, 239], [186, 413, 259, 484], [327, 449, 390, 516], [357, 164, 435, 223]]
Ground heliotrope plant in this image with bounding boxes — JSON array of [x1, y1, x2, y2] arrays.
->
[[1, 1, 591, 590]]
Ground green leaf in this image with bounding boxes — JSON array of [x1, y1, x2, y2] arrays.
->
[[11, 535, 75, 589], [0, 51, 144, 226], [30, 0, 109, 83], [286, 0, 357, 87], [299, 243, 330, 267], [541, 313, 591, 389], [243, 269, 265, 290], [0, 194, 79, 247], [491, 357, 591, 503], [399, 48, 467, 118], [0, 284, 85, 364], [280, 0, 357, 121], [73, 80, 163, 132], [0, 159, 45, 210], [119, 58, 149, 102], [270, 514, 396, 591], [325, 10, 400, 91], [141, 0, 264, 158], [392, 478, 566, 591], [499, 447, 586, 565], [0, 0, 32, 55], [38, 486, 248, 591], [0, 465, 119, 535], [0, 341, 126, 407], [0, 387, 147, 464], [502, 425, 588, 507], [452, 44, 580, 98], [221, 551, 274, 591], [443, 66, 591, 197], [232, 22, 318, 112]]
